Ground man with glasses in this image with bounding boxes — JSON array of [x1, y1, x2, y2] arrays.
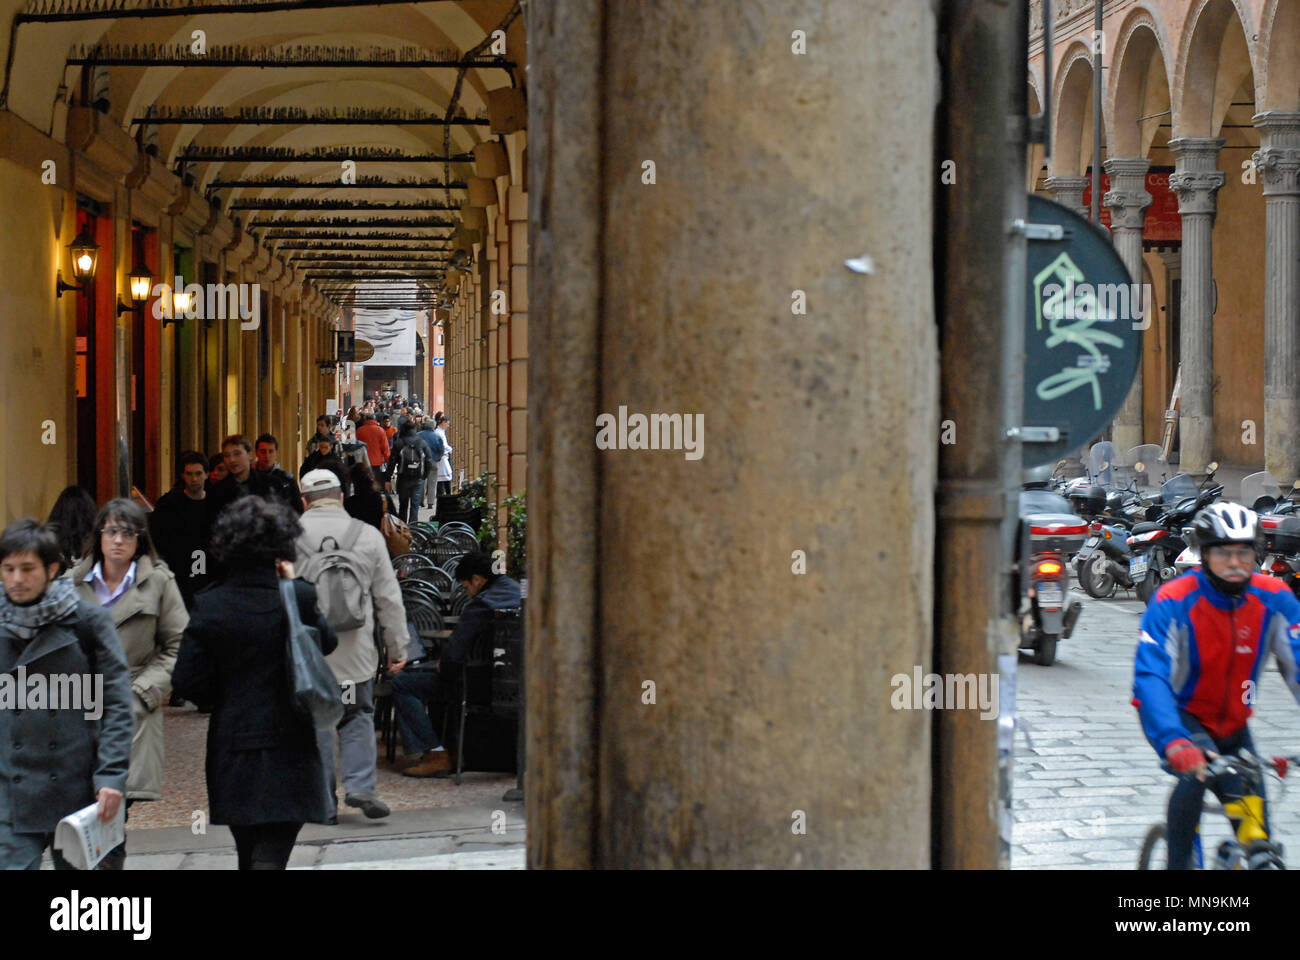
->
[[1133, 502, 1300, 869]]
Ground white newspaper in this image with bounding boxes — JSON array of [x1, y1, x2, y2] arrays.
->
[[53, 801, 126, 870]]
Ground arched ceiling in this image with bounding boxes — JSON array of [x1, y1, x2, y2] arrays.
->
[[0, 0, 524, 308]]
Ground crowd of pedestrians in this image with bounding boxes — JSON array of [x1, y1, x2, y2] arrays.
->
[[0, 393, 505, 871]]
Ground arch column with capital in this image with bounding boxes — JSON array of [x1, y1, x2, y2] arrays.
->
[[1168, 138, 1225, 472], [1254, 112, 1300, 486], [1044, 174, 1090, 219], [1104, 157, 1152, 453]]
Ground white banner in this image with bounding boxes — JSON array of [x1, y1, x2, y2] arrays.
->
[[352, 308, 418, 366]]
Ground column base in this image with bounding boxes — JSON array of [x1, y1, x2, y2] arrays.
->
[[1266, 398, 1300, 487], [1111, 423, 1143, 459], [1179, 416, 1214, 474]]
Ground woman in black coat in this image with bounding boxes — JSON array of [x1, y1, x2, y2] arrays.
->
[[171, 497, 338, 870], [344, 461, 385, 531]]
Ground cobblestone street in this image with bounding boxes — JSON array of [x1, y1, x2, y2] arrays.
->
[[1012, 576, 1300, 869]]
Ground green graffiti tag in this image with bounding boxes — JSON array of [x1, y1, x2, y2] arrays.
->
[[1031, 252, 1124, 410]]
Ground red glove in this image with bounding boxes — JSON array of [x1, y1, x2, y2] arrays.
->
[[1166, 738, 1206, 774]]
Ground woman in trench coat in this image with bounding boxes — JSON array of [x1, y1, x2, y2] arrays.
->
[[72, 497, 187, 870]]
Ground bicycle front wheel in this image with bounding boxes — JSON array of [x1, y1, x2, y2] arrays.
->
[[1138, 824, 1168, 870]]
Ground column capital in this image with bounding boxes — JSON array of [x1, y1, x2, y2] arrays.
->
[[1103, 157, 1151, 230], [1252, 113, 1300, 196], [1169, 136, 1226, 216], [1044, 174, 1090, 218]]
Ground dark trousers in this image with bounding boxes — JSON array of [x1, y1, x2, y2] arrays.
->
[[229, 822, 303, 870], [397, 480, 425, 524], [436, 480, 451, 497], [1166, 711, 1261, 870]]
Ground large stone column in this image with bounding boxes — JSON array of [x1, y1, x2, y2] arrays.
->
[[1103, 157, 1152, 453], [1045, 174, 1090, 219], [528, 0, 939, 868], [1254, 113, 1300, 485], [1168, 138, 1225, 472]]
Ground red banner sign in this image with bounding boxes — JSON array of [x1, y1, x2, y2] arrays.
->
[[1081, 171, 1181, 244]]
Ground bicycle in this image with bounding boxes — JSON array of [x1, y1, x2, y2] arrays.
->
[[1138, 751, 1300, 869]]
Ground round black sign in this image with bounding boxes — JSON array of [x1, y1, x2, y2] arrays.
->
[[1022, 193, 1143, 468]]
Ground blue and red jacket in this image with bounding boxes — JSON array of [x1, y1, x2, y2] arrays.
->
[[1133, 569, 1300, 757]]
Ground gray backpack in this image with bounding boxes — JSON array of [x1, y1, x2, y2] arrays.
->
[[297, 520, 368, 632]]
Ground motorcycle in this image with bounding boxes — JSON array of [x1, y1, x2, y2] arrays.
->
[[1127, 462, 1223, 603], [1078, 519, 1137, 599], [1017, 486, 1085, 666], [1245, 472, 1300, 598]]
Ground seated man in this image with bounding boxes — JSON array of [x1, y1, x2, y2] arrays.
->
[[392, 551, 521, 777]]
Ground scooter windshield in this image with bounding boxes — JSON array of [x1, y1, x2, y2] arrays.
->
[[1124, 444, 1169, 495], [1159, 473, 1199, 505], [1240, 471, 1283, 510], [1088, 442, 1117, 487]]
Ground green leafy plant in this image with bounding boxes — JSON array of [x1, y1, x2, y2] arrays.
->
[[462, 471, 498, 550], [504, 490, 526, 578]]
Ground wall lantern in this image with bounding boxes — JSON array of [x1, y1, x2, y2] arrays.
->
[[116, 265, 153, 315], [55, 225, 100, 297]]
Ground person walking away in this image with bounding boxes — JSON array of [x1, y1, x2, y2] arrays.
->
[[296, 470, 410, 821], [356, 413, 392, 488], [386, 421, 432, 524], [150, 451, 215, 609], [72, 498, 186, 869], [0, 520, 133, 868], [434, 413, 454, 498], [344, 462, 385, 532], [45, 486, 98, 576], [171, 497, 338, 868], [394, 551, 521, 777], [416, 418, 445, 510]]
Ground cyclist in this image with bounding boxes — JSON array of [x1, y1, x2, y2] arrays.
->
[[1133, 502, 1300, 869]]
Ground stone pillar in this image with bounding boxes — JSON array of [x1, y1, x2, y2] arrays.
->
[[528, 0, 938, 868], [1168, 138, 1225, 471], [1045, 174, 1090, 219], [1103, 157, 1152, 453], [1254, 113, 1300, 486]]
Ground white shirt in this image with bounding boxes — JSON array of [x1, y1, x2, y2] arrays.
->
[[84, 560, 137, 608]]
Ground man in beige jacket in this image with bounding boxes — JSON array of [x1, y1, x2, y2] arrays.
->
[[296, 470, 409, 822]]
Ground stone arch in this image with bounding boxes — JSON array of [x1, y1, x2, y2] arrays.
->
[[1174, 0, 1259, 137], [1107, 5, 1175, 158], [1050, 41, 1096, 176], [1259, 0, 1300, 110]]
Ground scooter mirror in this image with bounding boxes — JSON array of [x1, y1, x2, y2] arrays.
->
[[1206, 461, 1219, 474], [1293, 480, 1300, 490], [1135, 462, 1145, 473]]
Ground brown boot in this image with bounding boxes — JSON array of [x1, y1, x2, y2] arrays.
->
[[401, 749, 452, 777]]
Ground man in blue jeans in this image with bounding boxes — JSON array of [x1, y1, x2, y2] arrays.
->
[[392, 552, 521, 777]]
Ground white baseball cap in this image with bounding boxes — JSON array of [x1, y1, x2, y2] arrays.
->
[[301, 469, 342, 493]]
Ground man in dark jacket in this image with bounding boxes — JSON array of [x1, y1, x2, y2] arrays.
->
[[253, 434, 304, 515], [392, 551, 521, 777], [150, 451, 215, 609], [0, 519, 134, 869], [210, 434, 303, 520]]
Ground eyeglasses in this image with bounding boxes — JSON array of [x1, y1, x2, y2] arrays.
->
[[103, 526, 139, 541], [1209, 546, 1256, 564]]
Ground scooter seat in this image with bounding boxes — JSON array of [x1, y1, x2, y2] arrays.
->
[[1130, 521, 1162, 534]]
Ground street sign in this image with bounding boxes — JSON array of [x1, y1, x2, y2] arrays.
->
[[1022, 193, 1143, 468], [335, 330, 356, 362], [354, 339, 375, 362]]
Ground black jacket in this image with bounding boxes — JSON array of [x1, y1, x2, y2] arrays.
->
[[443, 576, 522, 663], [209, 468, 303, 520], [149, 488, 215, 605], [171, 567, 338, 825], [387, 434, 433, 485]]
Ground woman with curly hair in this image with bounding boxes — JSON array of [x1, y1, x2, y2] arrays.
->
[[171, 497, 339, 869]]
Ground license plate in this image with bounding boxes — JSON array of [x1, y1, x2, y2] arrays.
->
[[1130, 555, 1149, 580], [1037, 582, 1063, 605]]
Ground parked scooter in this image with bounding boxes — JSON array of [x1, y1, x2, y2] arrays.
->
[[1127, 462, 1223, 603], [1017, 481, 1085, 665]]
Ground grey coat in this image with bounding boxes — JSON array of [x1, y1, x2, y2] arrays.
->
[[0, 600, 134, 834]]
